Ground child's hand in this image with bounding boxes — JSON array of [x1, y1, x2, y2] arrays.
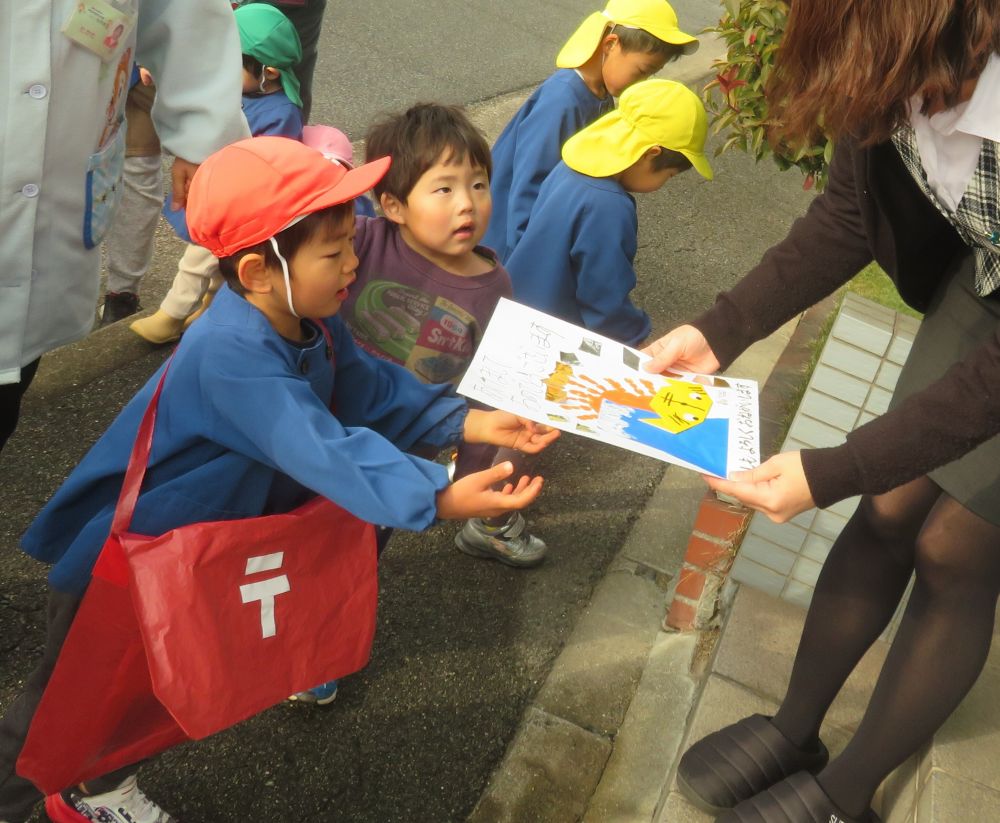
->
[[642, 325, 720, 375], [463, 410, 560, 453], [436, 462, 545, 520], [170, 157, 199, 210]]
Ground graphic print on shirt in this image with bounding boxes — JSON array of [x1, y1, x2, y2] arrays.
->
[[350, 280, 478, 384]]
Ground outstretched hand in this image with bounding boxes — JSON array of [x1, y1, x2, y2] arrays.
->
[[464, 410, 560, 453], [642, 325, 720, 375], [704, 451, 815, 523], [436, 461, 545, 520]]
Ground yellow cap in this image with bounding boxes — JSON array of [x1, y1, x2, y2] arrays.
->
[[555, 0, 699, 69], [562, 79, 713, 180]]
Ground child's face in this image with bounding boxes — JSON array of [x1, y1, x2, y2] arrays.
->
[[241, 67, 260, 94], [619, 149, 683, 193], [280, 211, 359, 321], [242, 65, 280, 95], [601, 42, 668, 97], [383, 151, 492, 272]]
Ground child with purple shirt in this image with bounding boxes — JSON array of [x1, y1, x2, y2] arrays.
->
[[342, 103, 548, 568]]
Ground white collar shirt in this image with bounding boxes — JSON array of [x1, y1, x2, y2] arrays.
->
[[909, 52, 1000, 212]]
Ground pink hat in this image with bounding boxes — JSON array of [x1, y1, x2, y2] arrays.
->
[[302, 125, 356, 168]]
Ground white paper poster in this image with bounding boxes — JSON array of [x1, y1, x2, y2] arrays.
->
[[458, 299, 760, 477]]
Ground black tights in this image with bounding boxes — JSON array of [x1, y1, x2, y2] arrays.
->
[[770, 476, 1000, 817]]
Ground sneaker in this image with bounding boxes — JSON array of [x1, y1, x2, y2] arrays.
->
[[44, 775, 176, 823], [99, 291, 141, 326], [288, 679, 339, 705], [454, 512, 547, 568]]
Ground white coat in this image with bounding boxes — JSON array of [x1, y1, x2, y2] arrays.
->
[[0, 0, 251, 384]]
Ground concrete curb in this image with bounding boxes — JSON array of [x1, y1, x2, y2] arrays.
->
[[664, 292, 840, 633]]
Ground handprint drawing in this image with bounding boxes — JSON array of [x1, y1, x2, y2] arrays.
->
[[555, 372, 712, 435]]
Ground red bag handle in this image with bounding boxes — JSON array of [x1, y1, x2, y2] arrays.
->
[[109, 363, 171, 538], [109, 319, 337, 538]]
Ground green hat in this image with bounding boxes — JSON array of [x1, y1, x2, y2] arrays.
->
[[235, 4, 303, 108], [562, 79, 712, 179]]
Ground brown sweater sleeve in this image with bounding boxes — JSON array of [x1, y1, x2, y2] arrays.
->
[[691, 140, 874, 370], [691, 140, 1000, 509], [802, 327, 1000, 508]]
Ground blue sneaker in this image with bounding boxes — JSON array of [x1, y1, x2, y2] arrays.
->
[[288, 679, 339, 705]]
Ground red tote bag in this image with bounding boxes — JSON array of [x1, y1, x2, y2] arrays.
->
[[19, 347, 377, 794]]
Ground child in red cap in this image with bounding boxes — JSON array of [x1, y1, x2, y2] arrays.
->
[[4, 136, 557, 823]]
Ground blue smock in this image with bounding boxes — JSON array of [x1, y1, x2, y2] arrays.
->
[[483, 70, 611, 263], [22, 286, 467, 594], [506, 161, 650, 347]]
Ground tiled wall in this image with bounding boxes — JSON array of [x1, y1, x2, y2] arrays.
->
[[731, 292, 921, 610]]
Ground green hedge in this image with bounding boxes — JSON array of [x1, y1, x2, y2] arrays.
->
[[702, 0, 832, 190]]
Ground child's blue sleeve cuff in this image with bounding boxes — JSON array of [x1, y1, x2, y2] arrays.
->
[[420, 403, 468, 450]]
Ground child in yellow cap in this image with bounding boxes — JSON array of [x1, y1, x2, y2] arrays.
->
[[506, 79, 712, 346], [482, 0, 697, 264]]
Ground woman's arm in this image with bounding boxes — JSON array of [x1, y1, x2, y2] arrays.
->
[[690, 139, 874, 370]]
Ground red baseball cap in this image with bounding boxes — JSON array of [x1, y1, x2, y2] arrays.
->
[[187, 136, 390, 258]]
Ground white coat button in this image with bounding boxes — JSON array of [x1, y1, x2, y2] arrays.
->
[[28, 84, 48, 99], [22, 184, 39, 198]]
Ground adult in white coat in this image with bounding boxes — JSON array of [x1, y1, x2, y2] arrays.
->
[[0, 0, 250, 452]]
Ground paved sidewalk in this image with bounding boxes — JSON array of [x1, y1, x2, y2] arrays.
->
[[659, 584, 1000, 823]]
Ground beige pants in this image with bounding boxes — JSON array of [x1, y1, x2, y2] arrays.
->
[[161, 243, 223, 320]]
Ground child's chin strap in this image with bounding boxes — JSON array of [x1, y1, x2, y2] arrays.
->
[[269, 236, 299, 318]]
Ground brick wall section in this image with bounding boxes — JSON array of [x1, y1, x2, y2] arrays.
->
[[665, 493, 752, 631]]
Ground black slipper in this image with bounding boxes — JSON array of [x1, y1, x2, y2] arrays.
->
[[676, 714, 829, 814], [717, 770, 881, 822]]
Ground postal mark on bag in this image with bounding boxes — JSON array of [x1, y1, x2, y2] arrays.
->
[[239, 552, 291, 639]]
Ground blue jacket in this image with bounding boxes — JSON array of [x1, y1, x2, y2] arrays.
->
[[164, 91, 304, 241], [241, 90, 304, 141], [22, 286, 467, 594], [505, 162, 650, 347], [483, 70, 612, 263]]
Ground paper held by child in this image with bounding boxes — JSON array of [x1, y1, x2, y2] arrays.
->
[[457, 299, 760, 478]]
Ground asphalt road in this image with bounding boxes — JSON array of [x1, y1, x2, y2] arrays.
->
[[0, 3, 815, 821], [311, 0, 723, 140]]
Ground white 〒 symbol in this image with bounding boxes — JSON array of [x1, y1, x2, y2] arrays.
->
[[239, 552, 290, 638]]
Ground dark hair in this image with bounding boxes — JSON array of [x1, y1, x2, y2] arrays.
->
[[650, 147, 692, 172], [365, 103, 492, 201], [242, 54, 265, 77], [613, 25, 687, 63], [217, 203, 354, 294], [766, 0, 1000, 146]]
